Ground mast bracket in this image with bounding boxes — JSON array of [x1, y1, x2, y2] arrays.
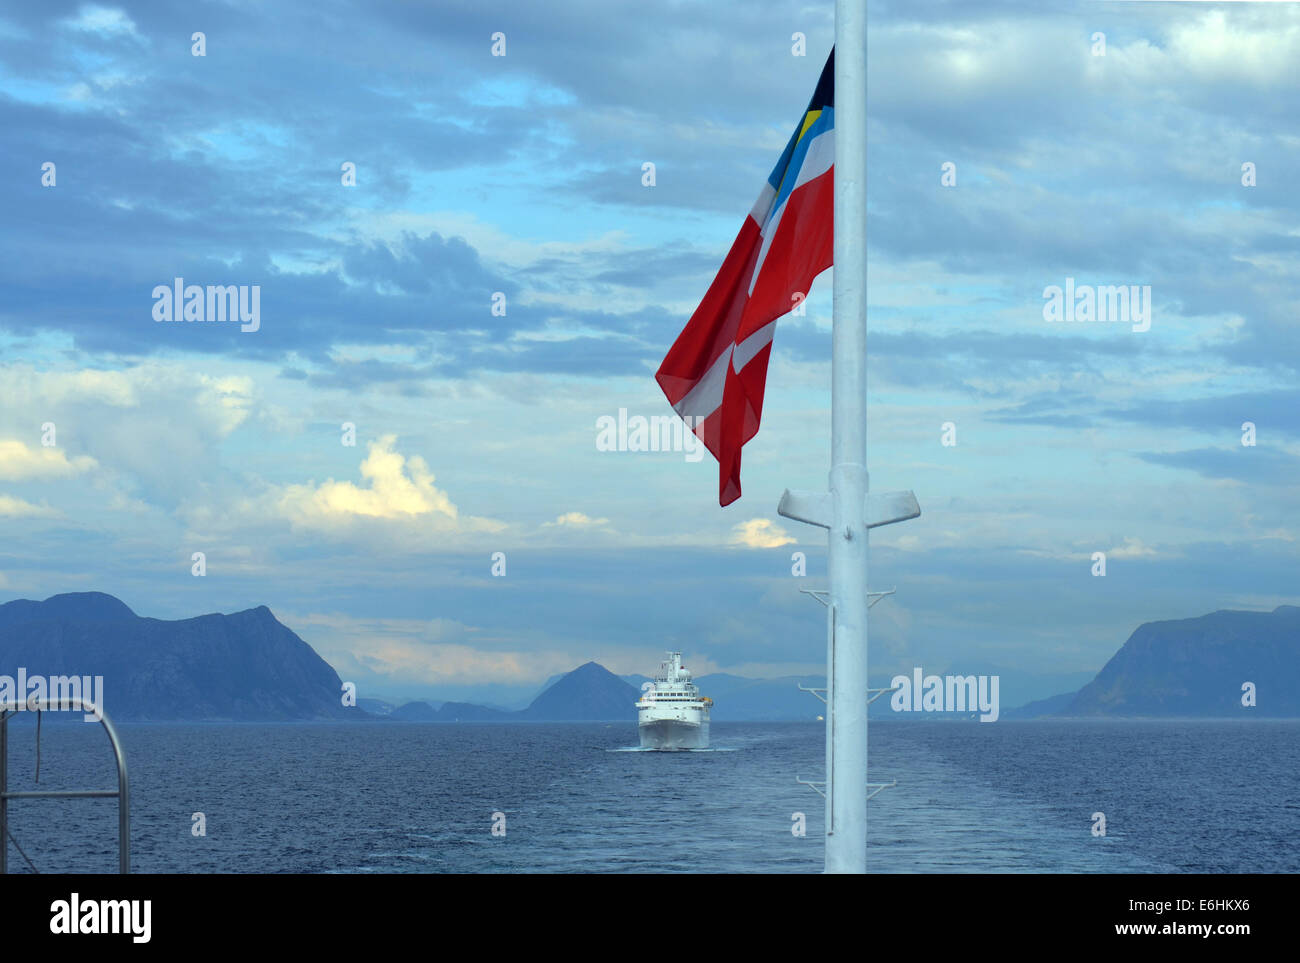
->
[[799, 587, 895, 609], [867, 685, 900, 705], [797, 778, 897, 802], [797, 684, 828, 705], [796, 777, 827, 799], [866, 780, 897, 802], [778, 489, 921, 531]]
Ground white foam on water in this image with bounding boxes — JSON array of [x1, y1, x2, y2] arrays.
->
[[606, 746, 739, 752]]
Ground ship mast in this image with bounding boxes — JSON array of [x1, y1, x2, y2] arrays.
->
[[778, 1, 919, 874]]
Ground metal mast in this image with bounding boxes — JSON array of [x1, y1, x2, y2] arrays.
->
[[779, 0, 919, 873]]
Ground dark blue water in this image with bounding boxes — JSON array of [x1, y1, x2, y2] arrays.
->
[[1, 719, 1295, 873]]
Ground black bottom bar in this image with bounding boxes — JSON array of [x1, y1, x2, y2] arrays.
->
[[0, 872, 1280, 949]]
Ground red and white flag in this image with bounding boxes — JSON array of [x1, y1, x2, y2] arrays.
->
[[656, 50, 835, 506]]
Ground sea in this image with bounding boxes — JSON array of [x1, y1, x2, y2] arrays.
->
[[1, 718, 1296, 873]]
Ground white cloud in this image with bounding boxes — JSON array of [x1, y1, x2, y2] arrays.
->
[[1165, 9, 1300, 86], [280, 610, 479, 646], [0, 367, 139, 408], [276, 434, 503, 533], [0, 494, 58, 518], [345, 642, 558, 685], [60, 5, 139, 38], [1110, 537, 1158, 560], [544, 511, 611, 528], [730, 518, 795, 549], [282, 434, 455, 520], [0, 440, 97, 481], [199, 374, 255, 436]]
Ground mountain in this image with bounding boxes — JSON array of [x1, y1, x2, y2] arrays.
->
[[521, 662, 638, 720], [533, 670, 649, 702], [19, 593, 1287, 723], [529, 667, 832, 721], [429, 701, 510, 721], [516, 664, 1095, 723], [389, 699, 510, 721], [1001, 690, 1079, 720], [387, 662, 638, 722], [390, 700, 441, 721], [0, 591, 136, 628], [1059, 605, 1300, 717], [0, 592, 353, 721]]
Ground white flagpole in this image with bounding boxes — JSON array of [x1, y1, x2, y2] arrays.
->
[[778, 1, 917, 874], [826, 0, 870, 875]]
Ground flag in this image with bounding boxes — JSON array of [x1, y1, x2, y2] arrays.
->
[[656, 49, 835, 506]]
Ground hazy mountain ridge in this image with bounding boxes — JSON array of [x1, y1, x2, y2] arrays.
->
[[391, 662, 638, 722], [0, 592, 351, 721], [1010, 606, 1300, 718], [1062, 606, 1300, 717], [8, 593, 1295, 723]]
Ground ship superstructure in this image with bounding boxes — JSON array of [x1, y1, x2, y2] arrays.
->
[[636, 652, 711, 749]]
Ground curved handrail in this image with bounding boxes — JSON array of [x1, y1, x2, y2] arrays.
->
[[0, 697, 130, 874]]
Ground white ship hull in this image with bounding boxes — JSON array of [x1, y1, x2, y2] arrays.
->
[[638, 716, 709, 750], [636, 651, 712, 749]]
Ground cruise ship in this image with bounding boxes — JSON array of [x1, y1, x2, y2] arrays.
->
[[636, 652, 711, 749]]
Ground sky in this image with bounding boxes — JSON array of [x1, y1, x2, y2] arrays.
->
[[1, 0, 1298, 708]]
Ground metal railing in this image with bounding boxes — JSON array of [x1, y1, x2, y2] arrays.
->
[[0, 697, 130, 873]]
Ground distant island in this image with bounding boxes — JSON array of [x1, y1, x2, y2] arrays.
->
[[0, 592, 644, 723], [1008, 605, 1300, 718], [383, 662, 640, 722], [0, 592, 351, 721], [2, 592, 1297, 721]]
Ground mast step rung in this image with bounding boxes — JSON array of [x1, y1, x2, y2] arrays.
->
[[799, 684, 899, 706], [866, 684, 901, 705], [798, 588, 831, 607], [796, 777, 827, 799], [866, 779, 897, 802], [799, 587, 896, 610], [796, 684, 828, 704]]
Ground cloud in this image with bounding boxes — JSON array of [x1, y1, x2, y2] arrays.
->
[[731, 518, 796, 549], [0, 494, 57, 518], [279, 610, 479, 647], [276, 434, 502, 533], [424, 617, 475, 643], [0, 367, 139, 410], [1109, 537, 1158, 560], [200, 375, 256, 435], [281, 434, 455, 520], [0, 440, 97, 481], [1165, 9, 1300, 86], [60, 5, 139, 38], [1137, 446, 1300, 485], [0, 363, 264, 513], [3, 0, 1299, 694], [545, 511, 611, 528], [352, 642, 559, 685]]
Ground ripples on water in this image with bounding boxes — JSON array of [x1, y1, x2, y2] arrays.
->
[[1, 718, 1294, 873]]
